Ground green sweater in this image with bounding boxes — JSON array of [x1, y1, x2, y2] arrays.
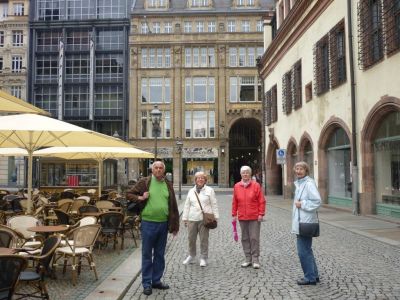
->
[[141, 178, 169, 222]]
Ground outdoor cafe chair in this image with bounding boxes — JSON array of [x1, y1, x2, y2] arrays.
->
[[95, 200, 115, 212], [53, 210, 72, 226], [57, 199, 73, 212], [0, 255, 27, 300], [53, 224, 101, 285], [60, 191, 75, 200], [69, 200, 86, 215], [98, 212, 124, 250], [122, 215, 140, 248], [76, 196, 90, 204], [15, 235, 61, 300], [7, 216, 43, 251], [78, 205, 99, 215], [59, 217, 97, 247], [0, 228, 14, 248]]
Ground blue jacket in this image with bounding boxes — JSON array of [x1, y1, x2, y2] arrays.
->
[[291, 176, 321, 234]]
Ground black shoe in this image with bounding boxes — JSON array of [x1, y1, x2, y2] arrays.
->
[[316, 277, 320, 283], [297, 279, 316, 286], [143, 287, 152, 295], [152, 282, 170, 290]]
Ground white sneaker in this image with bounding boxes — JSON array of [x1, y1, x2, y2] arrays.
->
[[241, 262, 252, 268], [183, 256, 195, 265], [199, 258, 207, 267], [252, 263, 260, 269]]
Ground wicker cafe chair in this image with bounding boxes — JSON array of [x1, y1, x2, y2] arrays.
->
[[0, 255, 27, 300], [15, 236, 61, 300], [0, 229, 14, 248], [53, 224, 101, 285], [69, 199, 87, 215], [53, 209, 72, 225], [7, 216, 43, 251], [95, 200, 115, 212], [78, 205, 99, 215], [98, 212, 124, 250]]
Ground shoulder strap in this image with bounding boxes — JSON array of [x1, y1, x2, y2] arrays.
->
[[194, 191, 204, 212]]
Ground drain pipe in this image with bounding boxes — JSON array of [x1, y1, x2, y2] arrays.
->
[[347, 0, 359, 215]]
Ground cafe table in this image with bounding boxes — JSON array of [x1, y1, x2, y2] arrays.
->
[[0, 247, 16, 255], [28, 225, 69, 238]]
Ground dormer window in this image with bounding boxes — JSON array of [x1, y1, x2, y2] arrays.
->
[[146, 0, 168, 9], [235, 0, 256, 8], [188, 0, 212, 8]]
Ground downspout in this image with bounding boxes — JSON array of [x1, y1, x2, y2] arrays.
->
[[257, 57, 266, 195], [347, 0, 359, 215]]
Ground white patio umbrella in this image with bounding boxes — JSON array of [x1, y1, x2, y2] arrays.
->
[[34, 146, 154, 195], [0, 113, 134, 213], [0, 90, 50, 115]]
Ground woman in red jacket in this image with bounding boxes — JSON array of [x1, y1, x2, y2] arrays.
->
[[232, 165, 266, 269]]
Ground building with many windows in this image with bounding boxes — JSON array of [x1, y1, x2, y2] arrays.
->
[[28, 0, 132, 189], [259, 0, 400, 218], [129, 0, 274, 187], [0, 0, 29, 188]]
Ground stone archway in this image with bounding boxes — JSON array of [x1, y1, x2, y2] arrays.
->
[[318, 117, 352, 204], [361, 96, 400, 215], [228, 118, 262, 186], [285, 137, 298, 199], [266, 137, 282, 195], [299, 132, 314, 177]]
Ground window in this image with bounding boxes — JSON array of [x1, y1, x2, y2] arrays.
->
[[305, 82, 313, 102], [0, 57, 3, 72], [185, 111, 215, 138], [228, 20, 236, 32], [184, 21, 192, 33], [229, 46, 261, 67], [0, 31, 4, 47], [236, 0, 255, 6], [11, 86, 22, 99], [36, 30, 62, 52], [184, 47, 215, 67], [141, 47, 171, 68], [153, 22, 161, 33], [12, 56, 23, 73], [230, 76, 261, 102], [147, 0, 167, 8], [358, 0, 384, 69], [190, 0, 209, 7], [36, 55, 58, 80], [282, 70, 292, 114], [141, 110, 170, 138], [141, 22, 149, 34], [383, 0, 400, 55], [185, 77, 215, 103], [208, 21, 216, 32], [1, 3, 8, 18], [330, 20, 347, 88], [141, 77, 171, 103], [314, 34, 330, 95], [34, 86, 58, 116], [66, 30, 90, 51], [257, 20, 263, 32], [95, 54, 123, 82], [241, 20, 250, 32], [97, 0, 126, 19], [64, 85, 89, 117], [293, 60, 302, 110], [94, 85, 123, 117], [196, 21, 205, 32], [97, 29, 124, 51], [13, 3, 24, 16], [66, 0, 93, 20], [164, 22, 172, 33], [37, 0, 63, 21], [12, 31, 24, 46], [66, 54, 90, 81]]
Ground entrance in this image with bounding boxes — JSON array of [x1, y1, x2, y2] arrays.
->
[[228, 118, 261, 186]]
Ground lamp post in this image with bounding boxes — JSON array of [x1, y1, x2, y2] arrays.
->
[[176, 139, 183, 200], [150, 105, 162, 161]]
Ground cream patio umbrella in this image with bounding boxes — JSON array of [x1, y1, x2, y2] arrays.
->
[[0, 90, 50, 115], [0, 113, 134, 213], [34, 146, 154, 195]]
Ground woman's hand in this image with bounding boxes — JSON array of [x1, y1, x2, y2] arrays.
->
[[232, 216, 237, 222], [184, 220, 188, 227], [295, 200, 302, 208]]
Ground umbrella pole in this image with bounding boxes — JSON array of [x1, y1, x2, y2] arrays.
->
[[27, 150, 33, 214], [98, 159, 103, 200]]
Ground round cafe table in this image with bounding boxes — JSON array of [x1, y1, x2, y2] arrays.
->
[[0, 247, 16, 255], [28, 225, 69, 238]]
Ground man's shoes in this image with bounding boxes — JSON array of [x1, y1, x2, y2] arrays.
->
[[183, 255, 195, 265], [241, 262, 252, 268], [316, 277, 320, 283], [152, 282, 170, 290], [252, 262, 260, 269], [297, 279, 317, 286], [143, 287, 152, 295], [199, 258, 207, 267]]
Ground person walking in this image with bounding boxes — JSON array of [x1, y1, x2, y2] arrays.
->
[[127, 161, 179, 296], [232, 165, 266, 269], [182, 171, 219, 267], [292, 161, 321, 285]]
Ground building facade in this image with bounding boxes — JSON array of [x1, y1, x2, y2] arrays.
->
[[0, 0, 29, 187], [28, 0, 132, 189], [259, 0, 400, 218], [129, 0, 274, 187]]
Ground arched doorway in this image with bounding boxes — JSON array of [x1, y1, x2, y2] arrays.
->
[[266, 140, 283, 195], [299, 133, 314, 177], [228, 118, 261, 186], [285, 138, 298, 199]]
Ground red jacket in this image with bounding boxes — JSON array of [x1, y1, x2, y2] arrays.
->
[[232, 181, 266, 220]]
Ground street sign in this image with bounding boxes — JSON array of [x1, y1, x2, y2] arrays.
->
[[276, 149, 286, 165]]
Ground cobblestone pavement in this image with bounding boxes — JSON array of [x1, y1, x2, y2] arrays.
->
[[15, 230, 138, 300], [124, 193, 400, 300]]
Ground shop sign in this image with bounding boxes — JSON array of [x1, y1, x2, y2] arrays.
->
[[182, 147, 218, 158]]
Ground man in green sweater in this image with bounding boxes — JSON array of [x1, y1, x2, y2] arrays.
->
[[127, 161, 179, 296]]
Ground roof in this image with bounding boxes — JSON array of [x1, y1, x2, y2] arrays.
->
[[131, 0, 275, 15]]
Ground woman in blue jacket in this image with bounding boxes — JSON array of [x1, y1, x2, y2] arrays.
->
[[292, 161, 321, 285]]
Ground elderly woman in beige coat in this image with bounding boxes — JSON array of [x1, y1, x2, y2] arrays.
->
[[182, 171, 219, 267]]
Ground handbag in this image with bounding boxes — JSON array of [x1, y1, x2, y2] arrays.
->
[[297, 182, 320, 238], [194, 191, 217, 229]]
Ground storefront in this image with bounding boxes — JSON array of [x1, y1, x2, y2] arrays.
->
[[182, 148, 218, 185]]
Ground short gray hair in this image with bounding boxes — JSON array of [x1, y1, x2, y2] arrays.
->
[[240, 166, 252, 174], [293, 161, 310, 175]]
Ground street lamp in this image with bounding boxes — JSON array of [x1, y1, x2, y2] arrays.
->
[[150, 105, 162, 160], [176, 139, 183, 200]]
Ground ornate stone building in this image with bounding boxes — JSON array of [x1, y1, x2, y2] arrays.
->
[[130, 0, 274, 187]]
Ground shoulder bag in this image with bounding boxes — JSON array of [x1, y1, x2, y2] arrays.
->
[[194, 191, 217, 229]]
